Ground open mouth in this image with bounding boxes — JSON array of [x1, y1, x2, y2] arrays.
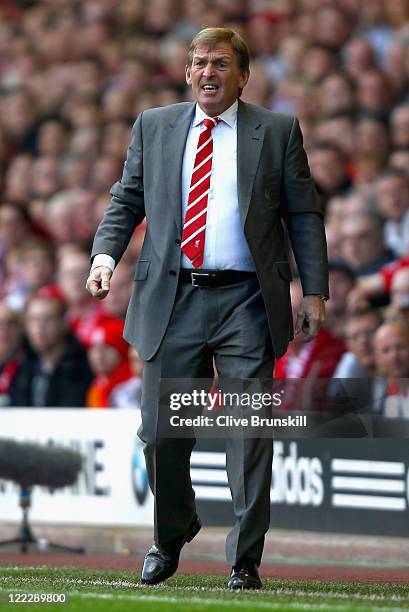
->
[[201, 84, 219, 92]]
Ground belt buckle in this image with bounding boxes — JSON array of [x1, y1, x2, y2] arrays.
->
[[191, 272, 210, 287]]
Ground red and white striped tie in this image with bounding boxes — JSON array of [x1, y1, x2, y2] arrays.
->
[[181, 117, 220, 268]]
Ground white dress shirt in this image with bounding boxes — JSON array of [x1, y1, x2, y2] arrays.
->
[[92, 99, 255, 273], [181, 100, 255, 271]]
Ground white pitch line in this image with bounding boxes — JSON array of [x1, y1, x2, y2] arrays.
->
[[68, 591, 409, 612]]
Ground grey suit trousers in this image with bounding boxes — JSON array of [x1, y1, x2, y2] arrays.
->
[[138, 274, 275, 566]]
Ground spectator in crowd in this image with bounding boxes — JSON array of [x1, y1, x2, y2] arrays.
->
[[390, 267, 409, 311], [12, 288, 93, 407], [30, 156, 62, 200], [308, 142, 351, 207], [273, 34, 309, 82], [274, 278, 345, 413], [241, 61, 272, 108], [313, 115, 355, 158], [325, 196, 347, 228], [325, 224, 342, 260], [318, 72, 356, 117], [383, 0, 409, 30], [69, 126, 100, 157], [354, 116, 390, 158], [390, 104, 409, 149], [0, 203, 34, 285], [389, 150, 409, 178], [110, 346, 143, 409], [0, 89, 38, 155], [100, 262, 133, 321], [339, 212, 394, 276], [301, 44, 336, 84], [0, 301, 23, 406], [89, 155, 123, 194], [4, 240, 55, 311], [292, 80, 319, 127], [46, 191, 82, 245], [275, 279, 345, 381], [373, 320, 409, 418], [351, 252, 409, 308], [314, 5, 352, 51], [325, 260, 356, 338], [86, 319, 132, 408], [356, 69, 395, 118], [385, 267, 409, 325], [351, 151, 387, 198], [57, 245, 102, 346], [343, 37, 376, 81], [355, 1, 394, 61], [3, 155, 33, 203], [36, 119, 69, 157], [334, 309, 381, 379], [72, 189, 99, 245], [101, 121, 132, 159], [373, 168, 409, 257], [384, 39, 408, 97]]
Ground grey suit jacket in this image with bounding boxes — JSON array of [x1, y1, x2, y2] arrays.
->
[[91, 100, 328, 360]]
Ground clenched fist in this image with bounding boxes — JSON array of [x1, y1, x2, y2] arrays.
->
[[86, 266, 113, 300], [294, 295, 326, 341]]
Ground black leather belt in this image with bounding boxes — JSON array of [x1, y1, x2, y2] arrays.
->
[[179, 269, 256, 287]]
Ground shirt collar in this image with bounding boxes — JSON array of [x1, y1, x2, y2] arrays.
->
[[193, 99, 238, 129]]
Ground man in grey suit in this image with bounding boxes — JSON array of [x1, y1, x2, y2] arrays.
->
[[87, 27, 328, 589]]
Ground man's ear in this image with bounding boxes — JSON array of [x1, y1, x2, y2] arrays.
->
[[239, 69, 250, 91], [185, 65, 192, 86]]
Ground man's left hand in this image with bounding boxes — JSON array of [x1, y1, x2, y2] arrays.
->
[[294, 295, 326, 341]]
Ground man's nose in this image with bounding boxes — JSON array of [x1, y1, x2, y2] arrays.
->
[[203, 62, 215, 78]]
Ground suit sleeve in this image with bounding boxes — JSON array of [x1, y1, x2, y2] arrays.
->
[[91, 113, 146, 264], [282, 117, 329, 299]]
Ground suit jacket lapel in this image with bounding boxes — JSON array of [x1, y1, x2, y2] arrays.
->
[[164, 103, 195, 234], [237, 100, 265, 226]]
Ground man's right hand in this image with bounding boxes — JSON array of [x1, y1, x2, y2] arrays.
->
[[86, 266, 113, 300]]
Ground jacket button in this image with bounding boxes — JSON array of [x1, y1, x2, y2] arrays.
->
[[175, 239, 181, 245], [169, 270, 177, 276]]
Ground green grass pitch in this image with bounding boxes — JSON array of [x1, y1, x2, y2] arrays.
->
[[0, 567, 408, 611]]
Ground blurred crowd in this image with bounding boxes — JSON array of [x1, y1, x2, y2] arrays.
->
[[0, 0, 408, 414]]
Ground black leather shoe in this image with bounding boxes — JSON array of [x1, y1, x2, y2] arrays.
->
[[228, 559, 262, 590], [141, 515, 201, 585]]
